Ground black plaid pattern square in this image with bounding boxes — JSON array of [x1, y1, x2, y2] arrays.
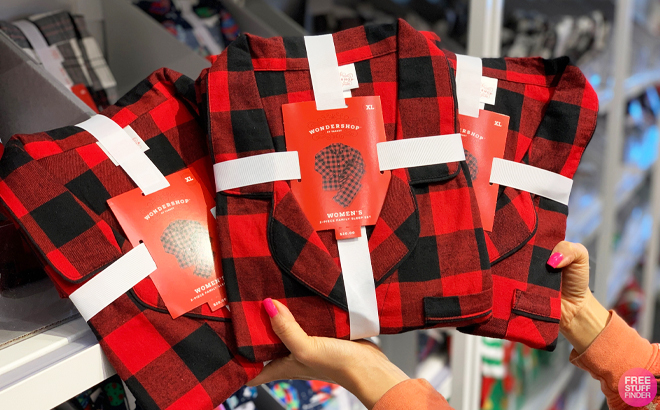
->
[[230, 109, 274, 153], [398, 56, 437, 99], [65, 169, 112, 215], [30, 193, 96, 248], [172, 324, 234, 382]]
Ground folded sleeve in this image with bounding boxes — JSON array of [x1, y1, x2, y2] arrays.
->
[[372, 379, 453, 410], [570, 311, 660, 410]]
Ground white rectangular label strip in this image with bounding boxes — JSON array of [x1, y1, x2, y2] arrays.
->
[[13, 20, 74, 89], [377, 134, 465, 171], [489, 158, 573, 205], [77, 115, 170, 195], [456, 54, 482, 118], [98, 125, 150, 166], [304, 35, 346, 111], [337, 226, 380, 340], [214, 151, 301, 192], [70, 244, 157, 321]]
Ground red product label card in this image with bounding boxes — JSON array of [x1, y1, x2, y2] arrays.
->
[[459, 110, 510, 232], [107, 158, 227, 318], [283, 96, 391, 239]]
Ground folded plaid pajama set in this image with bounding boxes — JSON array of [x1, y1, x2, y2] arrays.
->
[[202, 19, 493, 362], [440, 50, 598, 350], [0, 69, 261, 410]]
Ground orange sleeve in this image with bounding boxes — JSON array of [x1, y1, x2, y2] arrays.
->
[[372, 379, 453, 410], [570, 311, 660, 410]]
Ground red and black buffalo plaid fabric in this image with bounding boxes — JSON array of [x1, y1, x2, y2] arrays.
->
[[314, 142, 365, 207], [0, 69, 261, 410], [0, 207, 47, 290], [441, 51, 598, 350], [202, 19, 493, 362]]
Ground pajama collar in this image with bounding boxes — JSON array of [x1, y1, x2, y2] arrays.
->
[[206, 19, 463, 309]]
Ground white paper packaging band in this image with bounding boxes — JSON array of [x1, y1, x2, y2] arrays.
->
[[489, 158, 573, 205], [214, 151, 301, 192], [77, 115, 170, 195], [455, 54, 482, 118], [377, 134, 465, 171], [337, 227, 380, 340], [304, 35, 346, 111], [13, 20, 74, 88], [70, 244, 157, 321]]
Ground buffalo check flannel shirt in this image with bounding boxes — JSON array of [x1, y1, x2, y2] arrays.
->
[[202, 19, 493, 363], [441, 50, 598, 350], [314, 142, 366, 207], [0, 69, 262, 410]]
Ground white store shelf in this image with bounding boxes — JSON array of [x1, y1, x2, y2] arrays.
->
[[0, 317, 115, 410], [567, 163, 648, 244], [598, 69, 660, 114]]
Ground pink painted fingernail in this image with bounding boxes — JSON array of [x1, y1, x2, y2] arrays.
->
[[547, 252, 563, 268], [263, 298, 278, 318]]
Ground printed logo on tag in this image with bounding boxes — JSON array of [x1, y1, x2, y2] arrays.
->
[[283, 96, 390, 239], [480, 76, 498, 106], [107, 158, 227, 318], [98, 125, 150, 166], [339, 63, 359, 91], [459, 110, 509, 231]]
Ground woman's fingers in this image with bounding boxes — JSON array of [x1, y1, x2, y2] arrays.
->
[[246, 356, 312, 386], [548, 241, 589, 269], [263, 299, 314, 361]]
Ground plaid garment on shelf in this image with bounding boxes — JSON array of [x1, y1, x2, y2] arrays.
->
[[202, 19, 493, 363], [314, 142, 365, 207], [0, 69, 262, 410], [0, 21, 38, 61], [2, 10, 118, 111], [441, 50, 598, 350]]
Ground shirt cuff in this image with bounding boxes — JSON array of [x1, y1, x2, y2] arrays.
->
[[570, 311, 657, 410], [372, 379, 450, 410]]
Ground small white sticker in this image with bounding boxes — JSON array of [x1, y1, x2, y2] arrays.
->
[[98, 125, 149, 166], [480, 76, 498, 105], [123, 125, 150, 152], [339, 63, 359, 91]]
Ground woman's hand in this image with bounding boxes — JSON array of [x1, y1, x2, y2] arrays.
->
[[246, 299, 409, 409], [549, 241, 609, 353]]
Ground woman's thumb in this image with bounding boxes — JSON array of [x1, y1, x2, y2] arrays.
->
[[263, 298, 312, 357]]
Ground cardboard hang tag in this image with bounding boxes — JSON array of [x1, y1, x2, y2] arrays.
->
[[339, 63, 359, 91], [283, 96, 390, 239], [107, 158, 227, 318], [459, 110, 509, 231], [480, 76, 498, 106]]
